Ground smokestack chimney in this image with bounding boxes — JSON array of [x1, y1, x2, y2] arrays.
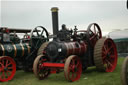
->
[[51, 7, 59, 35]]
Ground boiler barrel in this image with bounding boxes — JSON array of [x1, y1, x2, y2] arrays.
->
[[46, 41, 87, 60], [0, 43, 31, 57], [64, 42, 87, 56]]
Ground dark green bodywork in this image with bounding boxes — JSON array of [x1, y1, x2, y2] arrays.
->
[[0, 43, 30, 57]]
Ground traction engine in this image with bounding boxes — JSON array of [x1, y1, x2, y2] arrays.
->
[[33, 7, 118, 82], [0, 26, 49, 82]]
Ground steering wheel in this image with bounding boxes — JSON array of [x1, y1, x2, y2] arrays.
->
[[87, 23, 102, 47], [30, 26, 49, 47]]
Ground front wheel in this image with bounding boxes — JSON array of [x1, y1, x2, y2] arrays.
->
[[0, 56, 16, 82], [64, 55, 82, 82], [33, 55, 50, 80]]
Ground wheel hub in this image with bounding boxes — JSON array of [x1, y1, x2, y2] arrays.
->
[[4, 67, 8, 72], [107, 53, 110, 58], [74, 67, 77, 72]]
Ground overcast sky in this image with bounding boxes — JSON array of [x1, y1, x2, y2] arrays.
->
[[1, 1, 128, 38]]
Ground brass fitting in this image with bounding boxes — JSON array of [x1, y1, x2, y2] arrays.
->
[[51, 7, 59, 12]]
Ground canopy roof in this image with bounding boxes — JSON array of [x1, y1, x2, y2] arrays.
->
[[0, 27, 40, 33]]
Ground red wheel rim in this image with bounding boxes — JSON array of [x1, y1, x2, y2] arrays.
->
[[0, 56, 16, 82], [102, 39, 117, 72], [64, 55, 82, 82], [87, 23, 102, 47]]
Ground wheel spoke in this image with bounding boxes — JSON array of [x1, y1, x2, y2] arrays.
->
[[94, 25, 96, 33], [103, 45, 107, 54], [72, 58, 75, 65], [0, 62, 4, 68], [90, 29, 94, 35], [37, 65, 41, 73], [6, 60, 9, 67], [106, 60, 113, 68], [96, 31, 99, 35], [110, 55, 115, 59], [90, 35, 96, 40], [35, 28, 40, 36], [103, 49, 106, 55], [69, 65, 74, 72], [8, 67, 13, 70], [7, 70, 12, 74], [6, 62, 12, 67], [108, 46, 113, 52], [1, 72, 5, 79], [41, 30, 44, 36], [6, 71, 10, 77], [105, 46, 113, 55], [105, 42, 109, 50], [69, 65, 73, 70], [76, 61, 79, 67], [2, 59, 5, 66]]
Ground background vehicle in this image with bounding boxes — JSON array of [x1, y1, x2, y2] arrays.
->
[[0, 26, 49, 82]]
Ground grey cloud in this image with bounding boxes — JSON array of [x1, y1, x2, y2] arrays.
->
[[1, 1, 128, 36]]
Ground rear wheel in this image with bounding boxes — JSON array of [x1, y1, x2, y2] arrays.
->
[[94, 38, 117, 72], [121, 56, 128, 85], [64, 55, 82, 82], [37, 42, 49, 55], [0, 56, 16, 82]]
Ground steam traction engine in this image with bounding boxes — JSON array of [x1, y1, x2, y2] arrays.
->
[[0, 26, 49, 82], [33, 7, 118, 82]]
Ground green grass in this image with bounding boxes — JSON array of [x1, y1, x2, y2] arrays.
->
[[0, 57, 124, 85]]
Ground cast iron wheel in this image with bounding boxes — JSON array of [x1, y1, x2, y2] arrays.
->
[[87, 23, 102, 47], [94, 38, 117, 72], [30, 26, 49, 47], [121, 56, 128, 85], [33, 55, 50, 80], [64, 55, 82, 82], [0, 56, 16, 82], [37, 42, 49, 55]]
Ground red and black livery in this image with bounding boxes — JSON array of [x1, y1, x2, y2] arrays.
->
[[33, 7, 118, 82]]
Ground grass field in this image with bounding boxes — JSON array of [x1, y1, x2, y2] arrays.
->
[[0, 57, 125, 85]]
